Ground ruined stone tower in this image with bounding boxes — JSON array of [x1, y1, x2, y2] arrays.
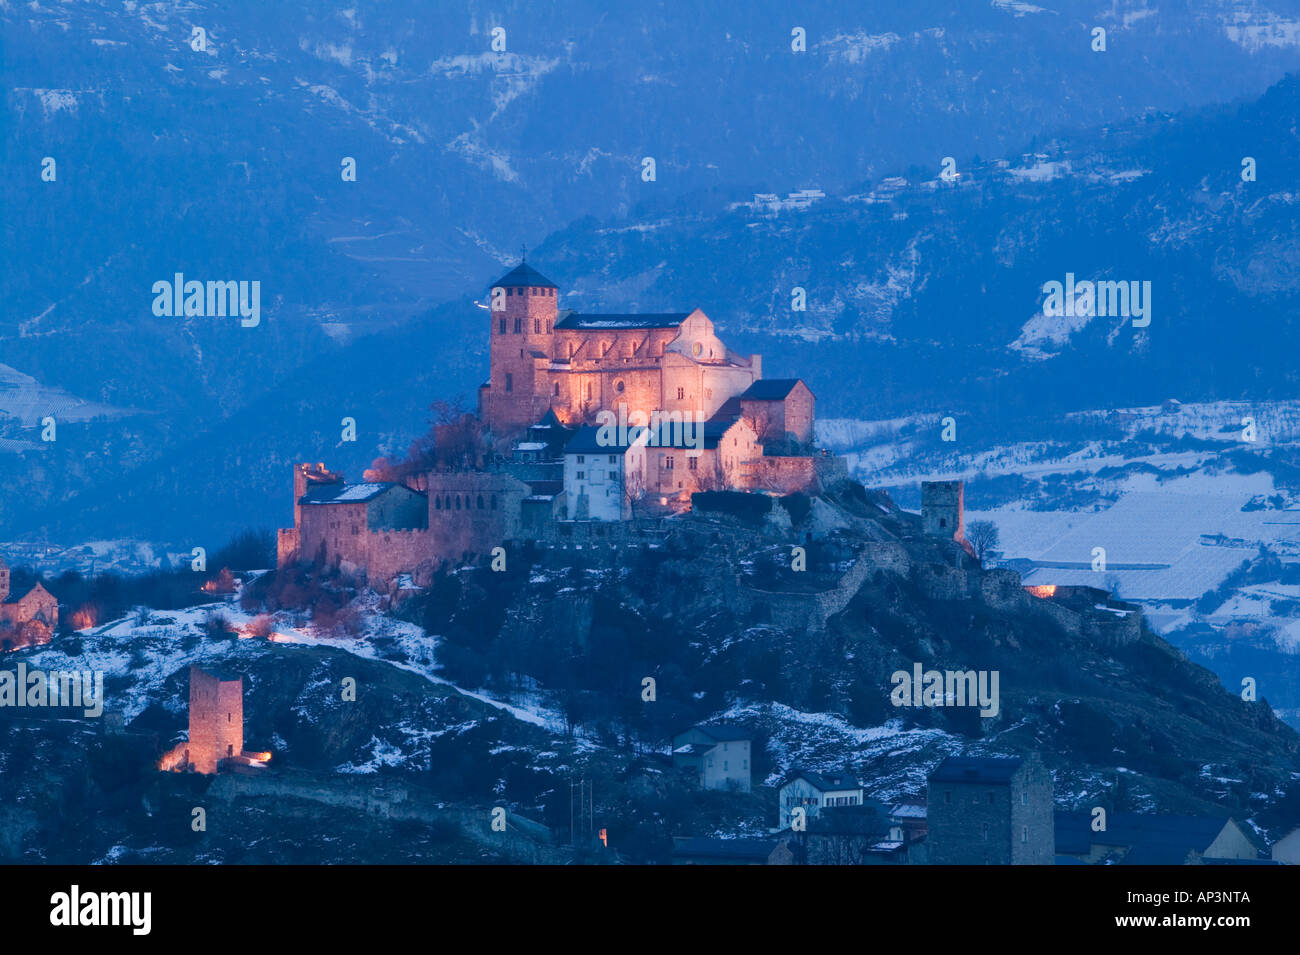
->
[[186, 664, 244, 774], [921, 480, 964, 542], [481, 261, 559, 436]]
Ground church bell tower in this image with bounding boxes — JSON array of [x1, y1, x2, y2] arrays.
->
[[484, 259, 558, 435]]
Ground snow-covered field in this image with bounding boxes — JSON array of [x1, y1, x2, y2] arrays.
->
[[832, 399, 1300, 684]]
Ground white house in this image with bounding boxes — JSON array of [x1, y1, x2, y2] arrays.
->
[[778, 770, 864, 830], [671, 725, 752, 792], [562, 426, 647, 521]]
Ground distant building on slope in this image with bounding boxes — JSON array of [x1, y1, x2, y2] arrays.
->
[[0, 555, 58, 651], [672, 724, 752, 792]]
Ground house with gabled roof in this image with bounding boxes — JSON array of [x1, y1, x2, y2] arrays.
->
[[1055, 811, 1262, 865], [778, 769, 865, 829], [671, 724, 753, 791]]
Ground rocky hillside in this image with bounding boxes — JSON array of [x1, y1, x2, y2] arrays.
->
[[417, 482, 1300, 829], [4, 481, 1300, 862]]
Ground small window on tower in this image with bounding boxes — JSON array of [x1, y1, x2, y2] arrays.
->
[[507, 287, 514, 296], [534, 319, 540, 334], [940, 517, 947, 528], [514, 319, 522, 334], [677, 387, 685, 400], [554, 382, 560, 396], [499, 318, 506, 334], [506, 373, 513, 392]]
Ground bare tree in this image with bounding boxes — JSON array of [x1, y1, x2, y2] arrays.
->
[[692, 453, 728, 493], [965, 519, 1000, 564], [626, 456, 660, 519]]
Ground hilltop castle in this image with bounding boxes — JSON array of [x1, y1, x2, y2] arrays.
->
[[278, 262, 829, 584], [0, 555, 58, 651], [480, 262, 769, 435]]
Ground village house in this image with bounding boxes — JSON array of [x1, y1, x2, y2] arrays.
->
[[926, 754, 1055, 865], [1055, 811, 1263, 865], [778, 769, 865, 829], [0, 556, 58, 651], [563, 426, 647, 521], [671, 724, 752, 792]]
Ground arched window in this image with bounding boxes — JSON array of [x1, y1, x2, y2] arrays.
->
[[477, 495, 484, 509], [554, 382, 560, 396], [435, 497, 441, 510], [491, 495, 498, 510], [455, 496, 461, 510]]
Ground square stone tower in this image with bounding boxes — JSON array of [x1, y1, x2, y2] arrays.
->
[[921, 480, 964, 542], [483, 261, 559, 436], [187, 664, 244, 774], [0, 556, 8, 602], [927, 754, 1054, 865]]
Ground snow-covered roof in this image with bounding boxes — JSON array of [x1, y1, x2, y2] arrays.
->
[[301, 482, 407, 505]]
